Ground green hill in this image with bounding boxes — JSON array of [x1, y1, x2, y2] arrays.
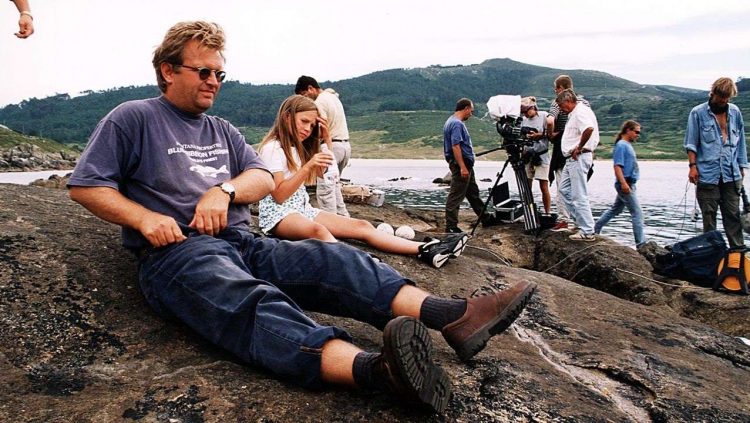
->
[[1, 58, 747, 160], [0, 125, 79, 154]]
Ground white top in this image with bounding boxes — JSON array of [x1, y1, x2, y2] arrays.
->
[[560, 103, 600, 156], [315, 89, 350, 140], [258, 140, 300, 179], [522, 111, 548, 134]]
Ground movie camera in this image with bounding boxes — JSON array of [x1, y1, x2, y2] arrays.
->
[[495, 114, 538, 160], [470, 95, 545, 235]]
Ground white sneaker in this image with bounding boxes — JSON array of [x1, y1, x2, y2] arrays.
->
[[569, 231, 596, 242]]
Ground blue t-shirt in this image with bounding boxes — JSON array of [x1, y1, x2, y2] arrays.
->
[[613, 139, 639, 182], [68, 96, 268, 250], [443, 115, 474, 167]]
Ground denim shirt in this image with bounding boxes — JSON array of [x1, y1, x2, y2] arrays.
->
[[684, 102, 747, 185]]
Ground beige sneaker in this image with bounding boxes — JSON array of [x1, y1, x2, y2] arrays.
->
[[568, 231, 596, 242]]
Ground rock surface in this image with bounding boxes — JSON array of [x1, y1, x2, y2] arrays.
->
[[1, 183, 749, 422], [0, 143, 78, 171]]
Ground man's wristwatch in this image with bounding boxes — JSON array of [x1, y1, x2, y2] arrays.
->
[[215, 182, 236, 203], [689, 163, 697, 168]]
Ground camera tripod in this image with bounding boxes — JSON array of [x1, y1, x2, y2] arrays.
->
[[469, 152, 541, 236]]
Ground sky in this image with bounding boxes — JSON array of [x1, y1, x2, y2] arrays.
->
[[1, 0, 749, 107]]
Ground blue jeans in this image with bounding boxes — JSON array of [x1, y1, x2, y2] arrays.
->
[[559, 153, 595, 234], [594, 182, 645, 246], [137, 225, 409, 389]]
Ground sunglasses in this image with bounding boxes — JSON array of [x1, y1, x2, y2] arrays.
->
[[174, 64, 226, 82], [633, 130, 641, 134]]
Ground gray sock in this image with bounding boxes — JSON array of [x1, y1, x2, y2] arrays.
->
[[420, 296, 467, 330]]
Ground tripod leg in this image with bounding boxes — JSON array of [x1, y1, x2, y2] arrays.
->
[[512, 160, 540, 232], [470, 159, 511, 236]]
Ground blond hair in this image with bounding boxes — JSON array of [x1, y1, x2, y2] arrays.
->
[[555, 75, 573, 90], [260, 95, 322, 185], [711, 77, 738, 98], [152, 21, 226, 93]]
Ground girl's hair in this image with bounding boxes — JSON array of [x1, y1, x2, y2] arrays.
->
[[615, 120, 640, 143], [260, 95, 321, 184]]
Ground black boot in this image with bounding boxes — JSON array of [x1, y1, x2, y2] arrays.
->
[[356, 317, 452, 413]]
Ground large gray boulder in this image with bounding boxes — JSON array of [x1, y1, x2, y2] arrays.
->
[[1, 183, 749, 422]]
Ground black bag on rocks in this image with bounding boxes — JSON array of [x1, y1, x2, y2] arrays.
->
[[654, 230, 728, 286]]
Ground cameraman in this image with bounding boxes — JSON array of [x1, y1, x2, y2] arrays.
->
[[443, 98, 484, 233], [520, 97, 551, 214]]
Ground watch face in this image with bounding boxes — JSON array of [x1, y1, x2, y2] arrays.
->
[[221, 182, 236, 194]]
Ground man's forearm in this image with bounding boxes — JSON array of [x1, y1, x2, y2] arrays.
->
[[12, 0, 31, 13], [578, 128, 593, 149], [69, 186, 153, 230], [451, 145, 467, 171], [230, 168, 275, 204], [687, 151, 697, 164]]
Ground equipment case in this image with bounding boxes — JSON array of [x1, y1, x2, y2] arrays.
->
[[486, 182, 524, 223]]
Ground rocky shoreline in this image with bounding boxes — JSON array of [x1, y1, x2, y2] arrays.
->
[[1, 183, 749, 422], [0, 143, 78, 171]]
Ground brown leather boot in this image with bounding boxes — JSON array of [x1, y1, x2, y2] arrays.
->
[[442, 281, 536, 361], [374, 316, 452, 413]]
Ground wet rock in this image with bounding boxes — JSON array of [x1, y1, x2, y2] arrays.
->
[[432, 172, 451, 185], [29, 173, 72, 189], [1, 184, 749, 422]]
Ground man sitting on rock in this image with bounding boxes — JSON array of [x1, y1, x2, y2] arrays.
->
[[66, 21, 536, 414]]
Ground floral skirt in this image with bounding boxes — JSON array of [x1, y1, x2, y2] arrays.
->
[[258, 186, 321, 234]]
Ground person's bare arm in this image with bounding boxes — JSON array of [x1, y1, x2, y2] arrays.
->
[[69, 186, 187, 248], [546, 115, 555, 138], [571, 127, 594, 160], [190, 168, 275, 236], [687, 151, 699, 184], [12, 0, 33, 38], [451, 144, 469, 179], [613, 165, 630, 194]]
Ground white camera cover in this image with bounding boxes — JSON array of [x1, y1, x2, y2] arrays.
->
[[486, 95, 521, 120]]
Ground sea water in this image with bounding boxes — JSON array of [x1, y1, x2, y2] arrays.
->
[[3, 159, 749, 248], [340, 159, 750, 248]]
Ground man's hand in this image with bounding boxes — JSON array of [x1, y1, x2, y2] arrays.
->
[[620, 183, 631, 195], [571, 146, 581, 161], [688, 166, 699, 184], [138, 211, 187, 248], [460, 167, 470, 179], [189, 187, 230, 236]]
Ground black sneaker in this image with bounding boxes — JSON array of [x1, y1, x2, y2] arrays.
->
[[376, 316, 452, 413], [446, 226, 463, 234], [442, 232, 470, 258], [417, 238, 452, 268]]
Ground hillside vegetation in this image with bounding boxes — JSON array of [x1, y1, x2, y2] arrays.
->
[[1, 59, 748, 160], [0, 126, 79, 154]]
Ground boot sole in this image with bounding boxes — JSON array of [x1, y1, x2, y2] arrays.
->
[[383, 316, 452, 413], [454, 283, 537, 361]]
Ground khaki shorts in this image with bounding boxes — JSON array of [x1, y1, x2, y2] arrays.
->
[[525, 163, 550, 181]]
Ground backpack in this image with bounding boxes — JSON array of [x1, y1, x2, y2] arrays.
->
[[714, 248, 750, 295], [654, 231, 727, 286]]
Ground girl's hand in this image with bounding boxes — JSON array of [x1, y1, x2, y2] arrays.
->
[[305, 151, 335, 175], [317, 116, 331, 140]]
